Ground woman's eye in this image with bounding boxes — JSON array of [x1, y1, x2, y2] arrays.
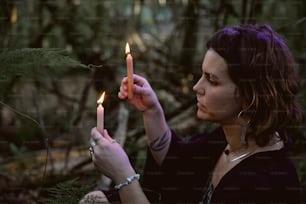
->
[[208, 79, 218, 85], [204, 73, 218, 85]]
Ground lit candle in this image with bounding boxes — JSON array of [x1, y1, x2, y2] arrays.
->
[[97, 92, 105, 133], [125, 42, 134, 99]]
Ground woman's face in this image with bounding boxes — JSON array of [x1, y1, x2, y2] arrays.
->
[[193, 49, 242, 125]]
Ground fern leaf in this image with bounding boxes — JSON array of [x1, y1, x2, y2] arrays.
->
[[0, 48, 88, 80]]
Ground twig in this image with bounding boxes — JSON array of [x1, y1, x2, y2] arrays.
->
[[0, 100, 40, 127], [64, 67, 95, 172], [32, 90, 54, 178]]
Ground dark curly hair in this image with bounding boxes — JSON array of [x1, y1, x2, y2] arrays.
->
[[206, 24, 302, 146]]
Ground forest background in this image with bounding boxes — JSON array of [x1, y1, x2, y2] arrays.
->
[[0, 0, 305, 203]]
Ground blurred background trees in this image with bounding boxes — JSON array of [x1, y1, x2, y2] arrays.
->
[[0, 0, 305, 203]]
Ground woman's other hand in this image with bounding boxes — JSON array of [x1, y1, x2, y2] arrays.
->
[[90, 128, 136, 184]]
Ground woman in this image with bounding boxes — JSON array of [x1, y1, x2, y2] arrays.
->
[[83, 24, 302, 204]]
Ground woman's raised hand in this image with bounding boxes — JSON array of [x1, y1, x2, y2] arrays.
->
[[118, 74, 159, 113], [118, 74, 169, 166]]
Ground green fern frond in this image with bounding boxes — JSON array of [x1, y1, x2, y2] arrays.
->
[[44, 178, 93, 204], [0, 48, 88, 80]]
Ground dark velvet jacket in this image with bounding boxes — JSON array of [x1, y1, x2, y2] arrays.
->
[[141, 128, 302, 204]]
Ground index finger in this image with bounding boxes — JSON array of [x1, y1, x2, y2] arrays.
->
[[132, 74, 150, 87]]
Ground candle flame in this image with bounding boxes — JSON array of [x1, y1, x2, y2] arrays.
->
[[125, 42, 130, 54], [97, 92, 105, 104]]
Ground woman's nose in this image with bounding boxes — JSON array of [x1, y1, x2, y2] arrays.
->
[[193, 84, 198, 92], [193, 80, 202, 93], [193, 79, 206, 95]]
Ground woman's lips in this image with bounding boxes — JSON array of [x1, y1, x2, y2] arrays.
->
[[197, 101, 206, 111]]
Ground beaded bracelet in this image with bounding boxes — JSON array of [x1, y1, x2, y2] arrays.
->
[[114, 174, 140, 190]]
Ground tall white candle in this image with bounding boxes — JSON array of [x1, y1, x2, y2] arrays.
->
[[125, 42, 134, 99], [97, 92, 105, 133]]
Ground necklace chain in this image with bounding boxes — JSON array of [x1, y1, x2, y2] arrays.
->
[[224, 145, 255, 162], [224, 132, 283, 162], [226, 150, 253, 162]]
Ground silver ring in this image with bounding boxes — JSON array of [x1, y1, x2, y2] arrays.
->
[[89, 146, 94, 154], [89, 147, 94, 160]]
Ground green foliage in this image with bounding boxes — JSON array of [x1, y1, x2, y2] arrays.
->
[[44, 178, 93, 204], [9, 142, 27, 156], [0, 1, 305, 203], [0, 48, 87, 80]]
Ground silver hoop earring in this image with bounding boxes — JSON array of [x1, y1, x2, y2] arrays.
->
[[237, 110, 250, 145]]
